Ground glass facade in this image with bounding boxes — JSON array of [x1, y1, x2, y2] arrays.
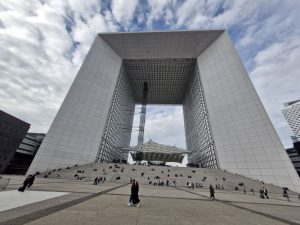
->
[[5, 133, 45, 174], [282, 100, 300, 142], [183, 65, 217, 169], [97, 65, 135, 163], [286, 145, 300, 177], [0, 110, 30, 173]]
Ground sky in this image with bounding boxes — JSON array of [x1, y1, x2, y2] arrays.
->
[[0, 0, 300, 151]]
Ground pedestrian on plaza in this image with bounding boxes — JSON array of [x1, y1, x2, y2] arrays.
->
[[128, 179, 135, 206], [259, 189, 265, 199], [94, 177, 98, 185], [27, 174, 35, 188], [209, 184, 215, 200], [283, 187, 290, 201], [128, 180, 140, 207], [263, 187, 269, 199], [18, 174, 34, 192], [132, 181, 140, 206]]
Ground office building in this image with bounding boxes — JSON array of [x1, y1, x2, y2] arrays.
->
[[27, 30, 300, 192], [0, 110, 30, 174]]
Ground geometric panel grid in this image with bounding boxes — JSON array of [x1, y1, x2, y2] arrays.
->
[[183, 65, 218, 169], [97, 65, 135, 163], [124, 58, 196, 104]]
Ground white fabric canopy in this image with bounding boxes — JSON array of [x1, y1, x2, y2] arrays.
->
[[130, 140, 186, 163]]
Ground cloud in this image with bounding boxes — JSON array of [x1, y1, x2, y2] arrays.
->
[[173, 0, 232, 29], [111, 0, 139, 28], [250, 34, 300, 147], [131, 105, 186, 148], [0, 0, 117, 133], [144, 0, 177, 28]]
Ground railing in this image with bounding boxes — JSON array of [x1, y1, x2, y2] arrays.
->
[[0, 177, 10, 190]]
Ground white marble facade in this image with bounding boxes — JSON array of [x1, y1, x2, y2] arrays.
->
[[27, 30, 300, 192]]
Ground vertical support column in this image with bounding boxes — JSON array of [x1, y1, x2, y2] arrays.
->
[[198, 31, 300, 192], [137, 82, 148, 146]]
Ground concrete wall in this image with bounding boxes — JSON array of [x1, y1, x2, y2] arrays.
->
[[197, 31, 300, 192], [27, 36, 122, 174]]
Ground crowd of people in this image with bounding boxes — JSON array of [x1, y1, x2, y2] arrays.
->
[[149, 179, 176, 187], [93, 176, 106, 185], [22, 163, 295, 205]]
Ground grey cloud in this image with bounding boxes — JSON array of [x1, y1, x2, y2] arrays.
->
[[250, 35, 300, 147], [131, 106, 186, 149]]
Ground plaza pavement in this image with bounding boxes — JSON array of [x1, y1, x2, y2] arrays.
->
[[0, 176, 299, 225]]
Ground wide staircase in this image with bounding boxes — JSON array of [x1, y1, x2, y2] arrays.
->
[[37, 163, 289, 194]]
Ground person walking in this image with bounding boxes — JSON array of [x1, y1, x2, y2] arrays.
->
[[128, 180, 140, 207], [209, 184, 215, 200], [18, 174, 35, 192], [283, 187, 290, 201], [128, 179, 135, 206], [132, 181, 140, 206], [259, 189, 265, 198], [94, 177, 98, 185], [263, 187, 269, 199], [27, 174, 35, 188]]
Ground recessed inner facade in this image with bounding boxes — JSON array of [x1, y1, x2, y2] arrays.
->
[[124, 58, 195, 104], [97, 58, 217, 168]]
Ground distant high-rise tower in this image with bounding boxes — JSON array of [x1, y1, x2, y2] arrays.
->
[[282, 100, 300, 142], [137, 82, 148, 146]]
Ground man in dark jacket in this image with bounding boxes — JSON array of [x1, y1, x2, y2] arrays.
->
[[18, 174, 35, 192], [263, 187, 269, 199], [27, 175, 35, 188], [131, 181, 140, 206], [127, 180, 140, 206], [209, 184, 215, 200]]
